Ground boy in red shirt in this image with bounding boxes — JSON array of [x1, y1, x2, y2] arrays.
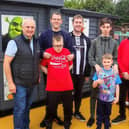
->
[[40, 34, 73, 129]]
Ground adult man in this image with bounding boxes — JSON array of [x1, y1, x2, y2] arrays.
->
[[112, 37, 129, 124], [87, 17, 118, 127], [39, 12, 74, 128], [70, 14, 91, 121], [3, 18, 40, 129]]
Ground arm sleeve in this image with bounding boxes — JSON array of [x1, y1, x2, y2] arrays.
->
[[40, 58, 48, 66], [5, 40, 17, 57], [88, 39, 97, 67], [65, 49, 73, 66], [84, 37, 91, 76], [112, 40, 118, 65], [65, 32, 75, 54], [117, 40, 129, 73], [115, 75, 122, 85], [39, 32, 47, 58], [92, 72, 98, 81]]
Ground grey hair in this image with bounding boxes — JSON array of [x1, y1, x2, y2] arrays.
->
[[22, 17, 36, 26]]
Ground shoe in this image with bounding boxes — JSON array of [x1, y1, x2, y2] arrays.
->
[[46, 122, 52, 129], [87, 118, 95, 127], [64, 122, 70, 129], [40, 119, 47, 128], [64, 125, 70, 129], [64, 126, 70, 129], [109, 122, 111, 128], [54, 116, 64, 125], [73, 112, 86, 121], [112, 115, 126, 124]]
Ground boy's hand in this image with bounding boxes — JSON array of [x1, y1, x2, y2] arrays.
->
[[97, 79, 104, 85], [43, 52, 51, 59], [67, 54, 74, 61], [113, 97, 119, 104]]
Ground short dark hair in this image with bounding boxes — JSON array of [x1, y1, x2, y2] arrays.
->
[[99, 17, 112, 26], [50, 11, 62, 19], [72, 14, 84, 22]]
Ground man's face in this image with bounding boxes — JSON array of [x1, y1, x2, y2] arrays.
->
[[22, 19, 36, 40], [102, 58, 113, 70], [100, 23, 112, 37], [50, 14, 62, 31], [72, 18, 84, 33], [8, 17, 23, 39], [53, 38, 63, 53]]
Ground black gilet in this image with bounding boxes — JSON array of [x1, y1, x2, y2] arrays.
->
[[11, 35, 40, 87]]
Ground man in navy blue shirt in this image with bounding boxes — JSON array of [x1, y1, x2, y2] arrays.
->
[[39, 12, 74, 128]]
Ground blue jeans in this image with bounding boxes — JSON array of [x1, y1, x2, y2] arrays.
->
[[13, 85, 35, 129]]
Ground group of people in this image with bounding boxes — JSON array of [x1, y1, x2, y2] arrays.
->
[[3, 11, 129, 129]]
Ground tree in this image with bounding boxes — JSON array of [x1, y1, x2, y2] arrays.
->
[[115, 0, 129, 24], [64, 0, 115, 14], [64, 0, 129, 25], [64, 0, 86, 9], [84, 0, 115, 14]]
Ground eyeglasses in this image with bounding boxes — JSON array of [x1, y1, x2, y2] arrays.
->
[[53, 45, 63, 48]]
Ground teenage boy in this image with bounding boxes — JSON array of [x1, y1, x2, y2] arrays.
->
[[87, 17, 118, 127], [70, 14, 91, 121], [92, 53, 121, 129], [40, 34, 73, 129]]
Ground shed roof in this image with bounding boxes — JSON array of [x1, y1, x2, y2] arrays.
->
[[1, 0, 64, 7], [61, 8, 119, 20]]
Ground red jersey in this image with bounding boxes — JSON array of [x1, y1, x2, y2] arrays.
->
[[118, 38, 129, 77], [40, 48, 73, 91]]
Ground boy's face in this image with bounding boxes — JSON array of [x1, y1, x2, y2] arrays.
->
[[53, 38, 63, 53], [102, 58, 113, 70], [72, 18, 84, 33], [100, 23, 112, 37]]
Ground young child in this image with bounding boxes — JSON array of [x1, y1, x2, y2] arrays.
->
[[92, 54, 121, 129], [40, 34, 73, 129]]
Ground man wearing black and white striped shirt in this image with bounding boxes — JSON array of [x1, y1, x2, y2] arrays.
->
[[70, 14, 91, 121]]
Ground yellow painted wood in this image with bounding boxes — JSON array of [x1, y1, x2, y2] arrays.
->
[[0, 97, 129, 129]]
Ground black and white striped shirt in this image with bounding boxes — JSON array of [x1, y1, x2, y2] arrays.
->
[[70, 32, 91, 75]]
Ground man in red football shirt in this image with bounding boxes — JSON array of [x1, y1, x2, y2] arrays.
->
[[40, 34, 73, 129]]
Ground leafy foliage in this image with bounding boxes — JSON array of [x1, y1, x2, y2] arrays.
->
[[64, 0, 115, 14], [64, 0, 129, 25], [114, 0, 129, 24]]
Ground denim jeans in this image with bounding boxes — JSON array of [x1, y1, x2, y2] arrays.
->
[[13, 85, 35, 129]]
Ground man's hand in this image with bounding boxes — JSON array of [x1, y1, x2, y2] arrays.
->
[[122, 72, 129, 80], [43, 52, 51, 59], [85, 77, 90, 83], [95, 64, 102, 72], [67, 54, 74, 61], [8, 82, 16, 93]]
